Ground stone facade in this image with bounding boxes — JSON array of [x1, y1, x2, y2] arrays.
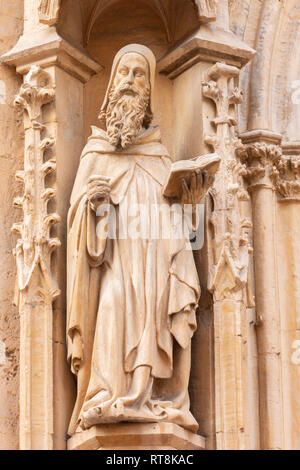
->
[[0, 0, 299, 450]]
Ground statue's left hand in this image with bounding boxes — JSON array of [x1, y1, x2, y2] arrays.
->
[[181, 170, 214, 206]]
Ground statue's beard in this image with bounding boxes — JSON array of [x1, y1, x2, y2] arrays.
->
[[104, 84, 151, 149]]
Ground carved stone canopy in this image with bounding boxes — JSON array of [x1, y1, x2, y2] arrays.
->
[[192, 0, 217, 22], [39, 0, 61, 26]]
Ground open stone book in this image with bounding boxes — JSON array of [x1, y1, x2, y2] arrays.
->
[[163, 153, 221, 199]]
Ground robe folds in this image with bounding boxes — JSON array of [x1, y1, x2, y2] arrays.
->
[[67, 125, 201, 435]]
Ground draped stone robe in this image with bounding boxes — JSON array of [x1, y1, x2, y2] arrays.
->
[[67, 125, 200, 435]]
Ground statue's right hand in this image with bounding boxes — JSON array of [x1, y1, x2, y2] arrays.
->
[[87, 175, 111, 212]]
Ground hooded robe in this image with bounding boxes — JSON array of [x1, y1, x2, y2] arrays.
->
[[67, 124, 201, 434]]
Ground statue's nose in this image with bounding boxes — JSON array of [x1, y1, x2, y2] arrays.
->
[[126, 71, 134, 84]]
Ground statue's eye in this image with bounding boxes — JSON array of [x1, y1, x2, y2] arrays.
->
[[135, 70, 145, 77], [119, 68, 128, 76]]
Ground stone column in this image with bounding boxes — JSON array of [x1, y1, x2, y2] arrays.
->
[[240, 129, 284, 450], [241, 0, 300, 451], [158, 16, 258, 448], [275, 143, 300, 449], [12, 65, 58, 451], [1, 12, 101, 449], [202, 64, 255, 450]]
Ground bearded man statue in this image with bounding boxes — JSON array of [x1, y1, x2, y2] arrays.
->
[[67, 44, 211, 436]]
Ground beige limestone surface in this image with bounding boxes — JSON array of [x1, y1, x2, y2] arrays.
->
[[0, 0, 299, 451], [0, 0, 23, 450]]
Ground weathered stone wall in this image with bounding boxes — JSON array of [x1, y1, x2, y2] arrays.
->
[[0, 0, 23, 450], [0, 0, 299, 450]]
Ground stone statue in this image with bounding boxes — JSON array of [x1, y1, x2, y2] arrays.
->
[[193, 0, 217, 22], [67, 44, 214, 436], [38, 0, 61, 25]]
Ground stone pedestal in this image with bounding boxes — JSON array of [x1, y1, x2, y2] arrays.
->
[[67, 423, 206, 451]]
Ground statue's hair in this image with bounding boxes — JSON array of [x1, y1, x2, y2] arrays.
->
[[99, 102, 152, 129]]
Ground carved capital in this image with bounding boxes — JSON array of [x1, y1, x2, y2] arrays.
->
[[14, 66, 55, 121], [238, 136, 300, 200], [239, 130, 283, 191], [239, 142, 282, 190], [202, 63, 242, 130], [275, 155, 300, 201], [38, 0, 61, 26]]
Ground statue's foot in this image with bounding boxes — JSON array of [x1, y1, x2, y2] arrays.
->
[[149, 400, 172, 417], [114, 394, 141, 409], [111, 398, 125, 417], [81, 405, 103, 429], [82, 389, 110, 413], [117, 365, 152, 408]]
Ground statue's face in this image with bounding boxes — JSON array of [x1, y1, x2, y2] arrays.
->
[[113, 52, 150, 96], [104, 51, 152, 149]]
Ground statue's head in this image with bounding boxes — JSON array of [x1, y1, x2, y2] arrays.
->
[[99, 44, 156, 150]]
